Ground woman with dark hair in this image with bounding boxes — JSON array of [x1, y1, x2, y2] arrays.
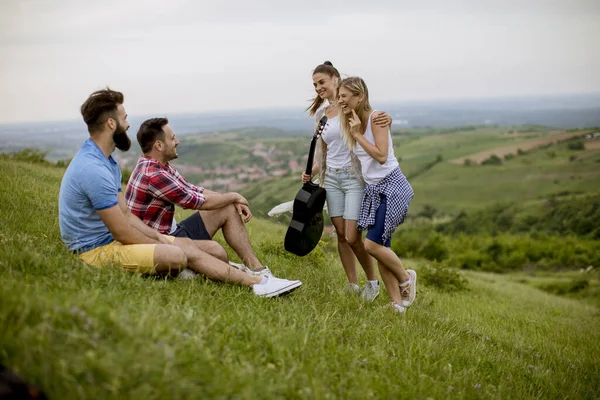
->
[[338, 76, 416, 313], [302, 62, 391, 301]]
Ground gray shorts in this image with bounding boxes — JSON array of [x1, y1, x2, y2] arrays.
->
[[324, 167, 364, 221]]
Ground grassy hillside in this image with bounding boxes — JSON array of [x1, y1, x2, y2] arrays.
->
[[1, 158, 600, 399]]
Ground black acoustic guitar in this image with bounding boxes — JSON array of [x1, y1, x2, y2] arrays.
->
[[284, 116, 328, 256]]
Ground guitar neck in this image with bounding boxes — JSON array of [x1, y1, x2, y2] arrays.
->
[[305, 136, 318, 175]]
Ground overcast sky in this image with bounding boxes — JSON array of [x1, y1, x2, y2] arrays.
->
[[1, 0, 599, 124]]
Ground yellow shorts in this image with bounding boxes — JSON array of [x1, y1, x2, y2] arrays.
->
[[79, 235, 176, 274]]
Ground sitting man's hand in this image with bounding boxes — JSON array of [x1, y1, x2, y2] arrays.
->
[[235, 203, 252, 223], [155, 232, 171, 244], [234, 193, 249, 206]]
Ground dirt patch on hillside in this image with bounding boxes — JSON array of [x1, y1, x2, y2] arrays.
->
[[449, 131, 585, 165]]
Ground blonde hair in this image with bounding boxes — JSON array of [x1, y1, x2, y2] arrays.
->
[[338, 77, 372, 149]]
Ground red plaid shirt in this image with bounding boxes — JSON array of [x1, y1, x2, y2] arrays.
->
[[125, 155, 205, 233]]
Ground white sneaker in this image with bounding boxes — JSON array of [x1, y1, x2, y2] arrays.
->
[[345, 283, 361, 295], [253, 266, 273, 277], [228, 261, 246, 271], [391, 302, 406, 313], [400, 269, 417, 307], [362, 281, 380, 302], [252, 276, 302, 298], [229, 261, 272, 277], [178, 268, 197, 280]]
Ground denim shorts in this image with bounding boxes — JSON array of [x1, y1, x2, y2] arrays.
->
[[324, 167, 364, 221]]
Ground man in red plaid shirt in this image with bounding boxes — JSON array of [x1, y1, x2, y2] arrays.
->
[[125, 117, 272, 277]]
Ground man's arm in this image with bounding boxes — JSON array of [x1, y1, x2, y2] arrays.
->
[[149, 171, 247, 211], [200, 191, 248, 210], [97, 204, 161, 245], [117, 192, 169, 243]]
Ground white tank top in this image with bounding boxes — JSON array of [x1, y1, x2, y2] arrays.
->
[[354, 110, 399, 184], [320, 114, 351, 169]]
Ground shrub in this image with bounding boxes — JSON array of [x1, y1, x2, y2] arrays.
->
[[481, 155, 503, 165], [537, 278, 589, 296], [419, 263, 469, 292], [0, 148, 49, 164], [419, 233, 449, 261], [567, 141, 585, 151], [417, 204, 437, 219]]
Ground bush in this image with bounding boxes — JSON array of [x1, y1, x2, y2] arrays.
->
[[481, 154, 503, 165], [417, 205, 437, 219], [537, 278, 589, 296], [419, 233, 449, 261], [122, 168, 132, 184], [0, 148, 49, 164], [419, 263, 469, 292], [567, 141, 585, 151]]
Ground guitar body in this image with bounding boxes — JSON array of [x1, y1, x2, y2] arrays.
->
[[284, 182, 327, 256], [284, 116, 328, 256]]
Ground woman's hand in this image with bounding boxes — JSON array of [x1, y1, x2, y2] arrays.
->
[[372, 111, 392, 127], [301, 172, 312, 184], [350, 110, 362, 138]]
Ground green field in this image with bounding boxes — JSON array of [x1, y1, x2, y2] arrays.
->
[[1, 153, 600, 399], [241, 128, 600, 217]]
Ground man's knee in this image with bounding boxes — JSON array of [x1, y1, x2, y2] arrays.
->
[[197, 240, 228, 262], [154, 245, 187, 274]]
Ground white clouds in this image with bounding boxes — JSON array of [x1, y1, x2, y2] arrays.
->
[[0, 0, 599, 123]]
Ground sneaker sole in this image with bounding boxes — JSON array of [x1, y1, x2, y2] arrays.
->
[[260, 281, 303, 298], [404, 269, 417, 307], [363, 291, 380, 302]]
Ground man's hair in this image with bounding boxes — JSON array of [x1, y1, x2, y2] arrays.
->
[[137, 117, 169, 154], [80, 88, 124, 134]]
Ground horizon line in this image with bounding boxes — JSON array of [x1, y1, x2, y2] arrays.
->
[[2, 90, 600, 126]]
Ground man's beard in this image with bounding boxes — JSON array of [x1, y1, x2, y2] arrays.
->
[[113, 122, 131, 151]]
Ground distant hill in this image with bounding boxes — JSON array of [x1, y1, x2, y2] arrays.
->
[[2, 92, 600, 161], [242, 127, 600, 218]]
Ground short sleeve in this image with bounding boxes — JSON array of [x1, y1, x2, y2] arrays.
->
[[81, 166, 119, 211]]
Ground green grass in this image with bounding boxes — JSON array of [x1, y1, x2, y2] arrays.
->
[[408, 139, 600, 214], [243, 129, 600, 217], [1, 159, 600, 399]]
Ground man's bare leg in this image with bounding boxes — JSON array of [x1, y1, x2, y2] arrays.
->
[[199, 206, 264, 271], [192, 240, 228, 263], [172, 238, 261, 286], [152, 244, 188, 275]]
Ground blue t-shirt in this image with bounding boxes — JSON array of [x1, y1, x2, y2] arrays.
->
[[59, 138, 122, 252]]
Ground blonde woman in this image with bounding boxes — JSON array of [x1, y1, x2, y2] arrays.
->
[[302, 61, 391, 301], [337, 76, 416, 313]]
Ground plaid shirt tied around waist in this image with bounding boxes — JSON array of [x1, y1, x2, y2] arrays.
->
[[358, 167, 414, 243]]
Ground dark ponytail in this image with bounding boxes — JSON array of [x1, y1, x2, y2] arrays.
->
[[306, 61, 341, 116]]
